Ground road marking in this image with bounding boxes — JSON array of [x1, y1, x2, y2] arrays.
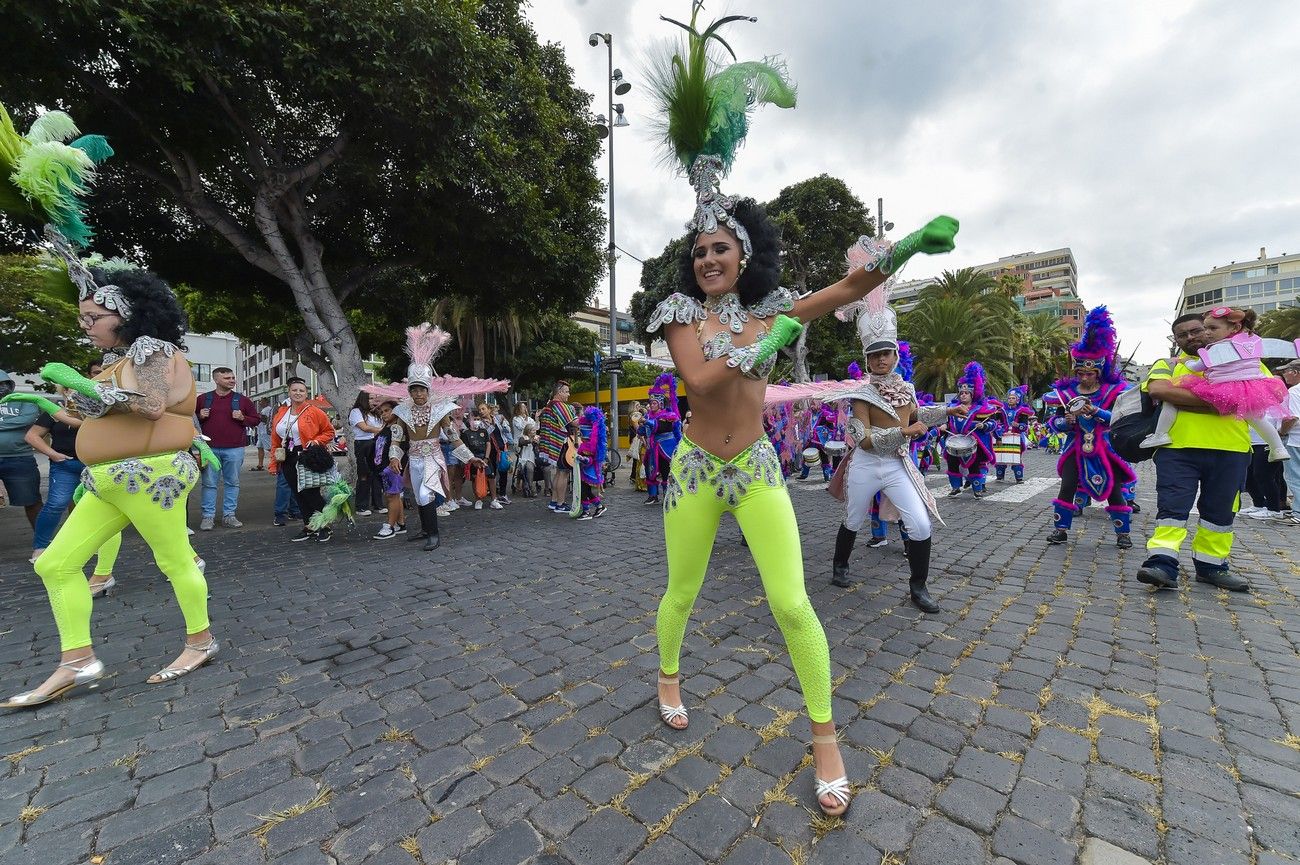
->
[[982, 477, 1058, 502]]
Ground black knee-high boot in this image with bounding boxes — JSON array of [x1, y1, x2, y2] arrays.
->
[[406, 505, 428, 541], [420, 503, 440, 551], [831, 524, 857, 588], [907, 537, 939, 613]]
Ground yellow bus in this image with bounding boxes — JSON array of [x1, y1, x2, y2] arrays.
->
[[570, 378, 687, 450]]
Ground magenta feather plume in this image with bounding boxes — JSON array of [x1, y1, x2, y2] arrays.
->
[[847, 361, 863, 380]]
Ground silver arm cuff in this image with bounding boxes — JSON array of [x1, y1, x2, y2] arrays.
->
[[868, 426, 907, 453], [917, 405, 949, 428], [69, 381, 137, 419], [846, 417, 866, 443], [452, 443, 475, 463]]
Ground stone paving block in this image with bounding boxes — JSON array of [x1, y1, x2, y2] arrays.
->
[[843, 789, 922, 852], [716, 764, 774, 813], [100, 816, 214, 865], [1082, 796, 1160, 861], [212, 777, 320, 841], [460, 820, 543, 865], [908, 816, 986, 865], [1163, 828, 1252, 865], [935, 777, 1005, 834], [624, 777, 687, 825], [418, 805, 491, 862], [1010, 777, 1080, 834], [24, 781, 136, 835], [561, 808, 646, 865], [263, 804, 340, 859], [669, 794, 749, 861], [1162, 787, 1249, 848], [1033, 725, 1092, 763], [748, 737, 806, 777], [1022, 749, 1086, 796], [893, 736, 956, 781], [992, 814, 1078, 865], [628, 834, 705, 865], [135, 759, 215, 806], [719, 835, 794, 865], [952, 746, 1020, 793], [96, 788, 210, 849], [807, 828, 880, 865]]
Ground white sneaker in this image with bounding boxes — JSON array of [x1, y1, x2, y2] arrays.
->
[[457, 498, 473, 507], [1263, 510, 1290, 521], [355, 509, 372, 517], [1246, 509, 1277, 520], [373, 524, 395, 539], [1139, 432, 1172, 448], [499, 496, 512, 505], [1239, 506, 1263, 517], [490, 500, 504, 510], [446, 500, 459, 512], [435, 506, 451, 517], [474, 500, 483, 510]]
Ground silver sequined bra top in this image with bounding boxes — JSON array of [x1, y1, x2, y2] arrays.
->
[[646, 288, 797, 380]]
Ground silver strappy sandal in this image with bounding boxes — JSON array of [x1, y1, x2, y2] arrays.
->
[[657, 675, 688, 730], [812, 733, 852, 816], [1, 657, 104, 709], [148, 639, 219, 684]]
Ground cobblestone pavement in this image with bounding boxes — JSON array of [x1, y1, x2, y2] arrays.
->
[[0, 450, 1297, 865]]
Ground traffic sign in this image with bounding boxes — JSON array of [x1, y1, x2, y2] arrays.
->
[[563, 362, 593, 373]]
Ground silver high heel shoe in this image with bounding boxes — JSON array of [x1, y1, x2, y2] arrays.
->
[[811, 733, 852, 816], [89, 576, 116, 598], [148, 639, 219, 684], [1, 658, 105, 709], [657, 675, 688, 730]]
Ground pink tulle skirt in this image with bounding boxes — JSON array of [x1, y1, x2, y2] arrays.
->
[[1178, 375, 1288, 420]]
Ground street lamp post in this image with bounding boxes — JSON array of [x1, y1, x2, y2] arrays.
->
[[590, 32, 631, 465]]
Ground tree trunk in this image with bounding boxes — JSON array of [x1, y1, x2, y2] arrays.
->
[[792, 325, 810, 383]]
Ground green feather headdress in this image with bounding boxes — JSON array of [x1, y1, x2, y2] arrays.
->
[[648, 1, 796, 255], [0, 101, 113, 249]]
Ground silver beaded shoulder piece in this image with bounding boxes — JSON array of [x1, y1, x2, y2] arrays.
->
[[647, 293, 708, 333], [125, 337, 178, 366]]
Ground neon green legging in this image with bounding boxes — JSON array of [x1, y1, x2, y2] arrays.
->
[[657, 436, 834, 723], [34, 451, 209, 651], [91, 532, 122, 577]]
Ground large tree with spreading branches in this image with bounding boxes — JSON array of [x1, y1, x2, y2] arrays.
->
[[0, 0, 606, 421]]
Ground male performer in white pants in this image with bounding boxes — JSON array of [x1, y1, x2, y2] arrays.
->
[[830, 300, 966, 610]]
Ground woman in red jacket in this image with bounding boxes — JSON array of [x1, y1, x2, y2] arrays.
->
[[269, 377, 337, 541]]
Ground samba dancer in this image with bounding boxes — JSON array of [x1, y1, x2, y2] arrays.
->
[[1045, 307, 1136, 548], [643, 1, 958, 818], [944, 362, 1002, 498]]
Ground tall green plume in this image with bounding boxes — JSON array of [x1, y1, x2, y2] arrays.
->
[[0, 101, 112, 248], [648, 1, 796, 175]]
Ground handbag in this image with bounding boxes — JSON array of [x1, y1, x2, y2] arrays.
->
[[472, 465, 489, 499], [1109, 387, 1159, 464]]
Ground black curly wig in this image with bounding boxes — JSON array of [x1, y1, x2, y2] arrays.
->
[[90, 266, 189, 350], [677, 198, 783, 307]]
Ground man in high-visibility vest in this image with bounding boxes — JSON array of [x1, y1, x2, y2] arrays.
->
[[1137, 313, 1252, 591]]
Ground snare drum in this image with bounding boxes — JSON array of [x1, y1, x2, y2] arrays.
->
[[824, 441, 847, 457], [945, 434, 977, 459]]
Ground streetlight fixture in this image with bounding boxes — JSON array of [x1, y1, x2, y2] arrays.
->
[[590, 32, 631, 458]]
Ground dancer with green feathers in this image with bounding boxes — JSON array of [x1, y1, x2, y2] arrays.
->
[[643, 3, 960, 816], [1, 102, 222, 709]]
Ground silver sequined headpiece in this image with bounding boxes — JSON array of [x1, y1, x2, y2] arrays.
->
[[44, 225, 133, 320], [687, 155, 753, 258]]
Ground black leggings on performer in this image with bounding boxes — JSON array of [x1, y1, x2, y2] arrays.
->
[[1056, 455, 1126, 507]]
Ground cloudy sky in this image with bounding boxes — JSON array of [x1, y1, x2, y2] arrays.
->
[[526, 0, 1300, 363]]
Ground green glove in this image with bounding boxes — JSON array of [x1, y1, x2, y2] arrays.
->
[[40, 362, 100, 399], [752, 314, 804, 367], [72, 483, 86, 505], [193, 437, 223, 471], [881, 215, 959, 274], [0, 392, 61, 415]]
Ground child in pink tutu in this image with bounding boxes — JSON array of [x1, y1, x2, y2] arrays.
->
[[1142, 306, 1291, 460]]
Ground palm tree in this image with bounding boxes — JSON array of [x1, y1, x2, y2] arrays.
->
[[1259, 306, 1300, 341], [1014, 312, 1073, 390], [426, 296, 530, 379], [919, 268, 1023, 322], [901, 297, 1015, 397]]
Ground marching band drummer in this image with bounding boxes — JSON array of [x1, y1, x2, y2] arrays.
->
[[944, 362, 1002, 499]]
